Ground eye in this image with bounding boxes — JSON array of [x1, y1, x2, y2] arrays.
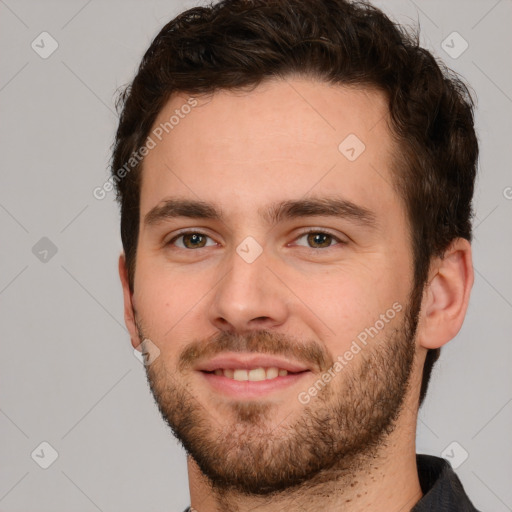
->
[[168, 231, 217, 249], [293, 230, 345, 249], [166, 229, 344, 251]]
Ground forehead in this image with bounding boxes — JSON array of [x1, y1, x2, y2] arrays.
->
[[139, 78, 401, 223]]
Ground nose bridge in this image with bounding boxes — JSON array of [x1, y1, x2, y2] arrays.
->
[[208, 238, 288, 330]]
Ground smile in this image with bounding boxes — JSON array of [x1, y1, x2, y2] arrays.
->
[[205, 367, 297, 381]]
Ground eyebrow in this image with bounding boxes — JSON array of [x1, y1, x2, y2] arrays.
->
[[143, 196, 377, 228]]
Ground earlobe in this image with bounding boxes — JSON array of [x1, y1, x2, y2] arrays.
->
[[118, 252, 140, 349], [418, 238, 474, 350]]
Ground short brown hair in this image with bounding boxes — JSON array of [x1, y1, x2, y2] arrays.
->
[[111, 0, 478, 407]]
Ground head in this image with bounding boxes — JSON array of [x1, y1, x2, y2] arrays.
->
[[112, 0, 477, 495]]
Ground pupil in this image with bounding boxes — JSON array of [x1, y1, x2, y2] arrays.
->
[[186, 234, 204, 248], [308, 233, 330, 248]]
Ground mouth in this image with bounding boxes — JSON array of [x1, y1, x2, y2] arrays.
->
[[202, 366, 307, 381], [195, 354, 312, 398]]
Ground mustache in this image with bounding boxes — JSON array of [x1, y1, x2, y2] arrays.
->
[[176, 329, 333, 373]]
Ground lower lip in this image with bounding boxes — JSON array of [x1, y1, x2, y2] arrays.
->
[[198, 371, 310, 399]]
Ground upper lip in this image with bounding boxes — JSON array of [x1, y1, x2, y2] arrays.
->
[[195, 353, 311, 373]]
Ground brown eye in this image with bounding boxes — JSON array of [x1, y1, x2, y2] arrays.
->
[[182, 233, 207, 248], [169, 232, 216, 249], [297, 230, 343, 249], [306, 232, 333, 248]]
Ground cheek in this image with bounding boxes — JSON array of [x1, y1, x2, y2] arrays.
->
[[288, 261, 409, 349], [133, 256, 208, 341]]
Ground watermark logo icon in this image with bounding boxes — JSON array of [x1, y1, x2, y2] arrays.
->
[[133, 338, 160, 366], [31, 441, 59, 469], [236, 236, 263, 263], [32, 237, 58, 263], [441, 32, 468, 59], [338, 134, 366, 162], [441, 441, 469, 469], [31, 32, 59, 59]]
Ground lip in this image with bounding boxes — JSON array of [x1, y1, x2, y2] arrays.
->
[[199, 370, 310, 399], [195, 353, 312, 399], [194, 353, 311, 373]]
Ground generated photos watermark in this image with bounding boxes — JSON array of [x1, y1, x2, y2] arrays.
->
[[297, 301, 403, 404], [93, 97, 198, 200]]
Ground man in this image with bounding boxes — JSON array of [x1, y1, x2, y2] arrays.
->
[[112, 0, 481, 510]]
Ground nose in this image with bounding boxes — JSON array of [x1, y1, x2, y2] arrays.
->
[[207, 244, 289, 333]]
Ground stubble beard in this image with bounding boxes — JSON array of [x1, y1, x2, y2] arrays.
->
[[139, 298, 419, 497]]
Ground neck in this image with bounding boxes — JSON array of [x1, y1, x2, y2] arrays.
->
[[186, 403, 423, 512]]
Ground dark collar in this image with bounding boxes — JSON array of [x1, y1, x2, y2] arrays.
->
[[412, 454, 481, 511]]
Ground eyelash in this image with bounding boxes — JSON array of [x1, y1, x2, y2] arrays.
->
[[166, 229, 346, 250]]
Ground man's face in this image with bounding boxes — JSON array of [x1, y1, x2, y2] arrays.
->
[[128, 78, 422, 494]]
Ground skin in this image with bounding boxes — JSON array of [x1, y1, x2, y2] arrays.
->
[[119, 77, 473, 512]]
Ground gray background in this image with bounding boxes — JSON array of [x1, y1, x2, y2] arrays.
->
[[0, 0, 511, 511]]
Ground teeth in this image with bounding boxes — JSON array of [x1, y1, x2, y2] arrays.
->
[[233, 369, 248, 381], [211, 366, 289, 381], [248, 368, 266, 381], [266, 367, 278, 379]]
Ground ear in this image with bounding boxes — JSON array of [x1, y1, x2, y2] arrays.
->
[[417, 238, 474, 350], [118, 252, 141, 350]]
